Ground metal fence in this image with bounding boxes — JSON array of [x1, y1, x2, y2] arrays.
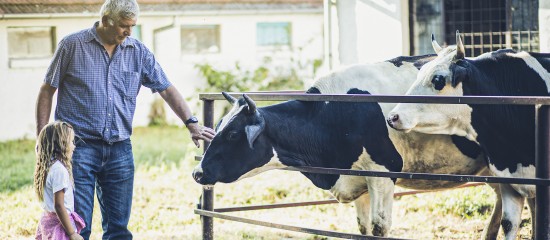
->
[[195, 92, 550, 240], [460, 31, 540, 56]]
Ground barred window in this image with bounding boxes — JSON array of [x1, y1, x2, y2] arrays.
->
[[8, 26, 56, 59], [410, 0, 539, 57], [181, 25, 220, 54], [256, 22, 291, 47]]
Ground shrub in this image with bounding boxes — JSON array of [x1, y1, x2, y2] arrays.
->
[[195, 48, 323, 116]]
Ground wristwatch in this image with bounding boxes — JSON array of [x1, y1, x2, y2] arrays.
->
[[185, 116, 199, 126]]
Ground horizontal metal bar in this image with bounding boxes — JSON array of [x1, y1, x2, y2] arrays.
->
[[213, 183, 484, 213], [194, 154, 548, 185], [214, 199, 338, 213], [282, 166, 550, 186], [194, 209, 410, 240], [199, 92, 550, 105]]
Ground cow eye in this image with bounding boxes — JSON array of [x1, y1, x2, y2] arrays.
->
[[226, 130, 240, 141], [431, 75, 446, 91]]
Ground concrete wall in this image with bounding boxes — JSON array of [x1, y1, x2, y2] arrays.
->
[[0, 18, 95, 140], [540, 0, 550, 52], [332, 0, 409, 67], [0, 12, 324, 141]]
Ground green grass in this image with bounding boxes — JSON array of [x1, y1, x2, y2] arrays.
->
[[0, 139, 36, 192], [131, 126, 202, 167], [0, 126, 533, 239]]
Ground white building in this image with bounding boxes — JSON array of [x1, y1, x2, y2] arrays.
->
[[0, 0, 325, 140], [1, 0, 548, 141], [328, 0, 549, 65]]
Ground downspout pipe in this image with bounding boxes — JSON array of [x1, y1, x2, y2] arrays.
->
[[152, 16, 177, 53], [323, 0, 334, 70]]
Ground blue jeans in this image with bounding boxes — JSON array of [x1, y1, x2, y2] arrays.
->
[[72, 139, 134, 240]]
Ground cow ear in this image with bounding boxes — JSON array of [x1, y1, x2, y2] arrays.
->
[[431, 34, 443, 54], [451, 63, 469, 87], [455, 30, 465, 60], [222, 92, 237, 104], [245, 116, 265, 149]]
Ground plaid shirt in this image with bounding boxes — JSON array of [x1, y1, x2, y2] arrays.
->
[[44, 22, 171, 142]]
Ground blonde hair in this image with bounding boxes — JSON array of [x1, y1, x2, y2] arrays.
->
[[34, 121, 75, 202]]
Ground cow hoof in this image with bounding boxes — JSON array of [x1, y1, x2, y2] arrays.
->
[[357, 217, 367, 235], [372, 224, 387, 236]]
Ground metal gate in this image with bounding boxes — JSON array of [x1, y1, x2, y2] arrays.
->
[[195, 92, 550, 239]]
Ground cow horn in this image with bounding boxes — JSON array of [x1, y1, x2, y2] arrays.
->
[[431, 34, 443, 54], [243, 94, 257, 113], [222, 92, 237, 104], [455, 30, 465, 60]]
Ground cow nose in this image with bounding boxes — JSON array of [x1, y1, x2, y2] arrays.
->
[[193, 169, 203, 183], [387, 113, 399, 125]]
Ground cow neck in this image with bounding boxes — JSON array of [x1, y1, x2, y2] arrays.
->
[[259, 101, 342, 190], [257, 99, 402, 190], [258, 100, 326, 167], [461, 54, 547, 171], [463, 51, 549, 97]]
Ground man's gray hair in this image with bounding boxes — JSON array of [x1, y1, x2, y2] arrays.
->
[[100, 0, 140, 24]]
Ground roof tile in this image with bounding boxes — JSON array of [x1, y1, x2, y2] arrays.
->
[[0, 0, 322, 14], [0, 0, 321, 4]]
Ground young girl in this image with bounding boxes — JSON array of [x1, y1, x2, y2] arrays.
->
[[34, 121, 85, 240]]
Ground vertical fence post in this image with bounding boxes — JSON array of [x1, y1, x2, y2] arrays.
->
[[201, 99, 215, 240], [536, 105, 550, 239]]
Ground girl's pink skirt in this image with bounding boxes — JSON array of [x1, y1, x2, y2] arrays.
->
[[36, 211, 85, 240]]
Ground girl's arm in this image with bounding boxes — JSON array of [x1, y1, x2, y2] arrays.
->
[[54, 190, 83, 240]]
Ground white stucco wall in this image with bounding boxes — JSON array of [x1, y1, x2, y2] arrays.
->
[[333, 0, 409, 67], [0, 11, 323, 141], [0, 18, 94, 140], [540, 0, 550, 52]]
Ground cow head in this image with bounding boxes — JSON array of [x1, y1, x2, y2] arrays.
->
[[192, 93, 283, 185], [387, 31, 477, 141]]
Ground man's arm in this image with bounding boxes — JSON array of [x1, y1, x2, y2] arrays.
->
[[159, 85, 215, 147], [36, 83, 57, 135]]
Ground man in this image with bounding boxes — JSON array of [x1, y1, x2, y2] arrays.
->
[[35, 0, 215, 239]]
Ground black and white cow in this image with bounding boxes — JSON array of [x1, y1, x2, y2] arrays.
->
[[387, 31, 546, 239], [193, 55, 502, 238], [196, 92, 403, 236], [307, 56, 501, 238]]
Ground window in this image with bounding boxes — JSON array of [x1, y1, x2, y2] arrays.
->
[[410, 0, 539, 57], [409, 0, 444, 55], [443, 0, 538, 56], [256, 22, 291, 47], [181, 25, 220, 54], [132, 25, 142, 41], [8, 26, 56, 59]]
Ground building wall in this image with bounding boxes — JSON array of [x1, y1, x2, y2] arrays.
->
[[0, 18, 96, 141], [332, 0, 409, 67], [0, 12, 324, 141], [541, 0, 550, 52]]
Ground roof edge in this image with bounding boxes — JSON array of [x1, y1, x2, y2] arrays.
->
[[0, 8, 322, 19]]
